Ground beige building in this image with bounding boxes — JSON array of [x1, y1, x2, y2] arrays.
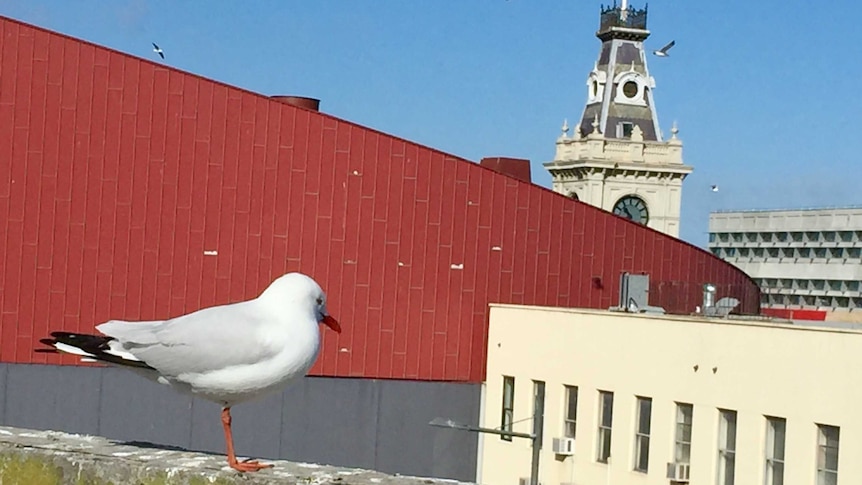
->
[[544, 3, 692, 237], [478, 304, 860, 485]]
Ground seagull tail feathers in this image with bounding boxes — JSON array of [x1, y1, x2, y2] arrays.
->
[[38, 331, 155, 370]]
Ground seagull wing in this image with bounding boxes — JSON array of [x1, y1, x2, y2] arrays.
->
[[96, 300, 284, 378], [660, 40, 675, 53]]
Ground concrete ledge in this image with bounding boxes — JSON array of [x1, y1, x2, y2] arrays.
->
[[0, 426, 472, 485]]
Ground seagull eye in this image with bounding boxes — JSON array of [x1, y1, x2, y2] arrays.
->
[[316, 297, 323, 306]]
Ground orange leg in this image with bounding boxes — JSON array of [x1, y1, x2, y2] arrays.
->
[[221, 407, 273, 472]]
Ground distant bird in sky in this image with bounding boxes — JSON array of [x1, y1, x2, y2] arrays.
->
[[711, 185, 719, 192], [653, 40, 675, 57], [38, 272, 341, 473], [152, 42, 164, 59]]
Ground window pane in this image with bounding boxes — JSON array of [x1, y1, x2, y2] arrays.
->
[[722, 454, 735, 485], [675, 442, 691, 462], [599, 429, 612, 462], [638, 397, 652, 434], [768, 461, 785, 485], [565, 421, 576, 438], [825, 447, 839, 470], [677, 422, 692, 442], [818, 471, 838, 485], [601, 392, 614, 427], [635, 435, 649, 471], [721, 410, 737, 450], [566, 386, 578, 421], [771, 418, 786, 460]]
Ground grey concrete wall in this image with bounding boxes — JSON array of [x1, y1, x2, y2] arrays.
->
[[0, 425, 475, 484], [0, 363, 480, 482]]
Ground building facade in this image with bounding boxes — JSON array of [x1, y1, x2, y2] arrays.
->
[[544, 4, 692, 237], [0, 11, 757, 481], [709, 208, 862, 322], [480, 304, 858, 485]]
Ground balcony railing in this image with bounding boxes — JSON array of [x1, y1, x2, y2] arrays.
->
[[600, 4, 648, 31]]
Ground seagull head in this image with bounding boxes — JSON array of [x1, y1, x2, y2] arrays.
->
[[261, 272, 341, 333]]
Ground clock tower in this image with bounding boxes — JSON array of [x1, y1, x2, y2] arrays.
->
[[543, 2, 692, 237]]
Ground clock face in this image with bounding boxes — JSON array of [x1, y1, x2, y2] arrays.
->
[[613, 196, 649, 224]]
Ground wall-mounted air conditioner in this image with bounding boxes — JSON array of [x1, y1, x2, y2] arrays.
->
[[666, 462, 690, 482], [552, 437, 575, 456]]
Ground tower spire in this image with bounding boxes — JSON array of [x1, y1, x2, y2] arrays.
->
[[543, 2, 692, 238]]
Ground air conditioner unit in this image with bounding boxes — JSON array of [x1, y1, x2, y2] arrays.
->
[[552, 437, 575, 455], [666, 462, 691, 482]]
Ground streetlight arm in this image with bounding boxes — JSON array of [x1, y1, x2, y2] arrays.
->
[[428, 418, 535, 439]]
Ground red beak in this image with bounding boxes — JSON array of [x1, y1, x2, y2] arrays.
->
[[321, 314, 341, 333]]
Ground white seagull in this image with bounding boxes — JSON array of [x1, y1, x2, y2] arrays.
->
[[710, 185, 719, 192], [653, 40, 675, 57], [39, 272, 341, 472], [152, 42, 165, 59]]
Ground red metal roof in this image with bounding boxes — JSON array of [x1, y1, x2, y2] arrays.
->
[[0, 16, 760, 382]]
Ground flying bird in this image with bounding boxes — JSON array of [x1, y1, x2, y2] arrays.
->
[[711, 185, 719, 192], [38, 272, 341, 472], [152, 42, 164, 59], [653, 40, 675, 57]]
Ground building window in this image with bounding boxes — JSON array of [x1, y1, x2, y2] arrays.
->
[[564, 386, 578, 438], [617, 121, 634, 138], [597, 391, 614, 463], [634, 396, 651, 472], [718, 409, 737, 485], [501, 376, 515, 441], [765, 416, 785, 485], [532, 381, 545, 448], [674, 403, 693, 464], [817, 424, 839, 485]]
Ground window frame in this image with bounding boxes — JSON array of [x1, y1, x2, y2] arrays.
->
[[764, 416, 786, 485], [596, 390, 614, 463], [563, 385, 578, 439], [717, 409, 737, 485], [501, 376, 515, 442], [532, 381, 545, 449], [634, 396, 652, 473], [674, 402, 693, 464], [816, 424, 840, 485]]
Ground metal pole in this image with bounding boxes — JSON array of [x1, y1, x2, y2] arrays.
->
[[529, 433, 540, 485]]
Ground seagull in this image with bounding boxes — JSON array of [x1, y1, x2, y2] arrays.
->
[[652, 40, 675, 57], [38, 272, 341, 473], [152, 42, 165, 59], [710, 185, 719, 192]]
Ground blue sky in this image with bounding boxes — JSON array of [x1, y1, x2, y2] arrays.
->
[[2, 0, 860, 246]]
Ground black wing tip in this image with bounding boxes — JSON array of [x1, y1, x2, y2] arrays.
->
[[40, 331, 156, 370]]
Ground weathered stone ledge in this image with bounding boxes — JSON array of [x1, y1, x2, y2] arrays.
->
[[0, 426, 473, 485]]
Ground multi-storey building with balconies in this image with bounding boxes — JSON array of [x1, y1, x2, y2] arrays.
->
[[709, 207, 862, 321]]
